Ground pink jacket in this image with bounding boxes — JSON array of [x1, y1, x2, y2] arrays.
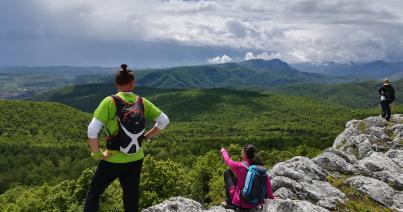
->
[[221, 148, 275, 208]]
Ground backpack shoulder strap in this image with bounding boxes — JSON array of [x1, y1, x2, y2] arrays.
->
[[136, 96, 145, 112], [110, 95, 127, 115], [241, 161, 249, 170]]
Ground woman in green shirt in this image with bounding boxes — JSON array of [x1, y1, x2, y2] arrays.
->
[[84, 64, 169, 212]]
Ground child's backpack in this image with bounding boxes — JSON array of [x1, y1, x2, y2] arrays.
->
[[106, 95, 146, 154], [241, 161, 268, 205]]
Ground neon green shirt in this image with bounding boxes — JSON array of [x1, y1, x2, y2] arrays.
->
[[93, 91, 161, 163]]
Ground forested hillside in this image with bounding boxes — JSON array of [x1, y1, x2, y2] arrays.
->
[[31, 86, 366, 150], [29, 86, 403, 160], [0, 73, 74, 99], [29, 84, 178, 113], [0, 100, 94, 193], [30, 79, 402, 114], [271, 79, 403, 108], [2, 88, 403, 210]]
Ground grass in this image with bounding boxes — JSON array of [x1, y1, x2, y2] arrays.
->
[[327, 176, 394, 212], [385, 128, 395, 140], [336, 139, 348, 150], [350, 145, 360, 159], [359, 122, 366, 134]]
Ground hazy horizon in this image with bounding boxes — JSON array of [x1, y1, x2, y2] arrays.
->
[[2, 58, 403, 71]]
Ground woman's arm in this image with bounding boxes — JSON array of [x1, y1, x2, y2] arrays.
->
[[145, 112, 169, 140], [378, 86, 383, 95], [144, 127, 161, 140], [87, 117, 110, 160], [220, 148, 238, 168], [88, 117, 104, 140]]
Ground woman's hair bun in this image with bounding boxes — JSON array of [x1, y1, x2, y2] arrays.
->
[[121, 64, 128, 71], [116, 64, 134, 85]]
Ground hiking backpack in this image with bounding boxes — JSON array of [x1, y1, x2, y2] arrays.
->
[[106, 95, 146, 154], [383, 85, 395, 101], [241, 161, 268, 204]]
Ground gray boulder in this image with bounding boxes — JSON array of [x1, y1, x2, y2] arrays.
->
[[357, 151, 403, 190], [359, 152, 401, 173], [390, 124, 403, 136], [391, 114, 403, 124], [271, 176, 344, 210], [332, 120, 361, 149], [272, 176, 306, 198], [263, 199, 329, 212], [324, 148, 358, 164], [393, 193, 403, 212], [366, 126, 389, 141], [372, 171, 403, 190], [313, 151, 356, 174], [271, 156, 346, 209], [143, 197, 202, 212], [362, 116, 387, 128], [271, 156, 327, 182], [204, 206, 233, 212], [206, 200, 332, 212], [299, 180, 344, 210], [347, 176, 399, 208], [273, 187, 298, 200], [355, 135, 374, 159], [386, 149, 403, 169], [143, 197, 330, 212], [392, 135, 403, 150]]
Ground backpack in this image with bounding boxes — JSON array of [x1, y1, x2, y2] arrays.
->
[[241, 161, 268, 205], [106, 95, 146, 155], [383, 85, 395, 101]]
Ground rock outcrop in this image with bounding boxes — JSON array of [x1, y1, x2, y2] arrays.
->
[[270, 156, 345, 210], [144, 197, 329, 212], [144, 115, 403, 211]]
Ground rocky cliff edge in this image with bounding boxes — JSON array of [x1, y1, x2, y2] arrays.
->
[[144, 115, 403, 212]]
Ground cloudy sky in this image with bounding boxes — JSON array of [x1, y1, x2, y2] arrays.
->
[[1, 0, 403, 68]]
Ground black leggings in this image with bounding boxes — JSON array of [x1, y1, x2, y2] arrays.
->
[[381, 100, 392, 120], [224, 169, 237, 205], [84, 159, 143, 212]]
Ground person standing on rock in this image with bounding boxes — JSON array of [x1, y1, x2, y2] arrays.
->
[[220, 144, 275, 210], [378, 79, 395, 121], [84, 64, 169, 212]]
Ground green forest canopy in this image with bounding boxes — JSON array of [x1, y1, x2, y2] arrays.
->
[[1, 87, 402, 210]]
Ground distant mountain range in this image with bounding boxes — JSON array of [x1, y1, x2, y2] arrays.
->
[[294, 61, 403, 80], [119, 59, 349, 89], [3, 59, 403, 99], [0, 66, 115, 76], [2, 59, 347, 98]]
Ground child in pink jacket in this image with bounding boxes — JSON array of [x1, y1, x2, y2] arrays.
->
[[220, 144, 275, 209]]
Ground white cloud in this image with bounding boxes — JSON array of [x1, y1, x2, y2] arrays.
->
[[2, 0, 403, 65], [208, 54, 232, 64], [244, 52, 281, 61]]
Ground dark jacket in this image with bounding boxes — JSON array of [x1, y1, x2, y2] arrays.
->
[[378, 84, 395, 101]]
